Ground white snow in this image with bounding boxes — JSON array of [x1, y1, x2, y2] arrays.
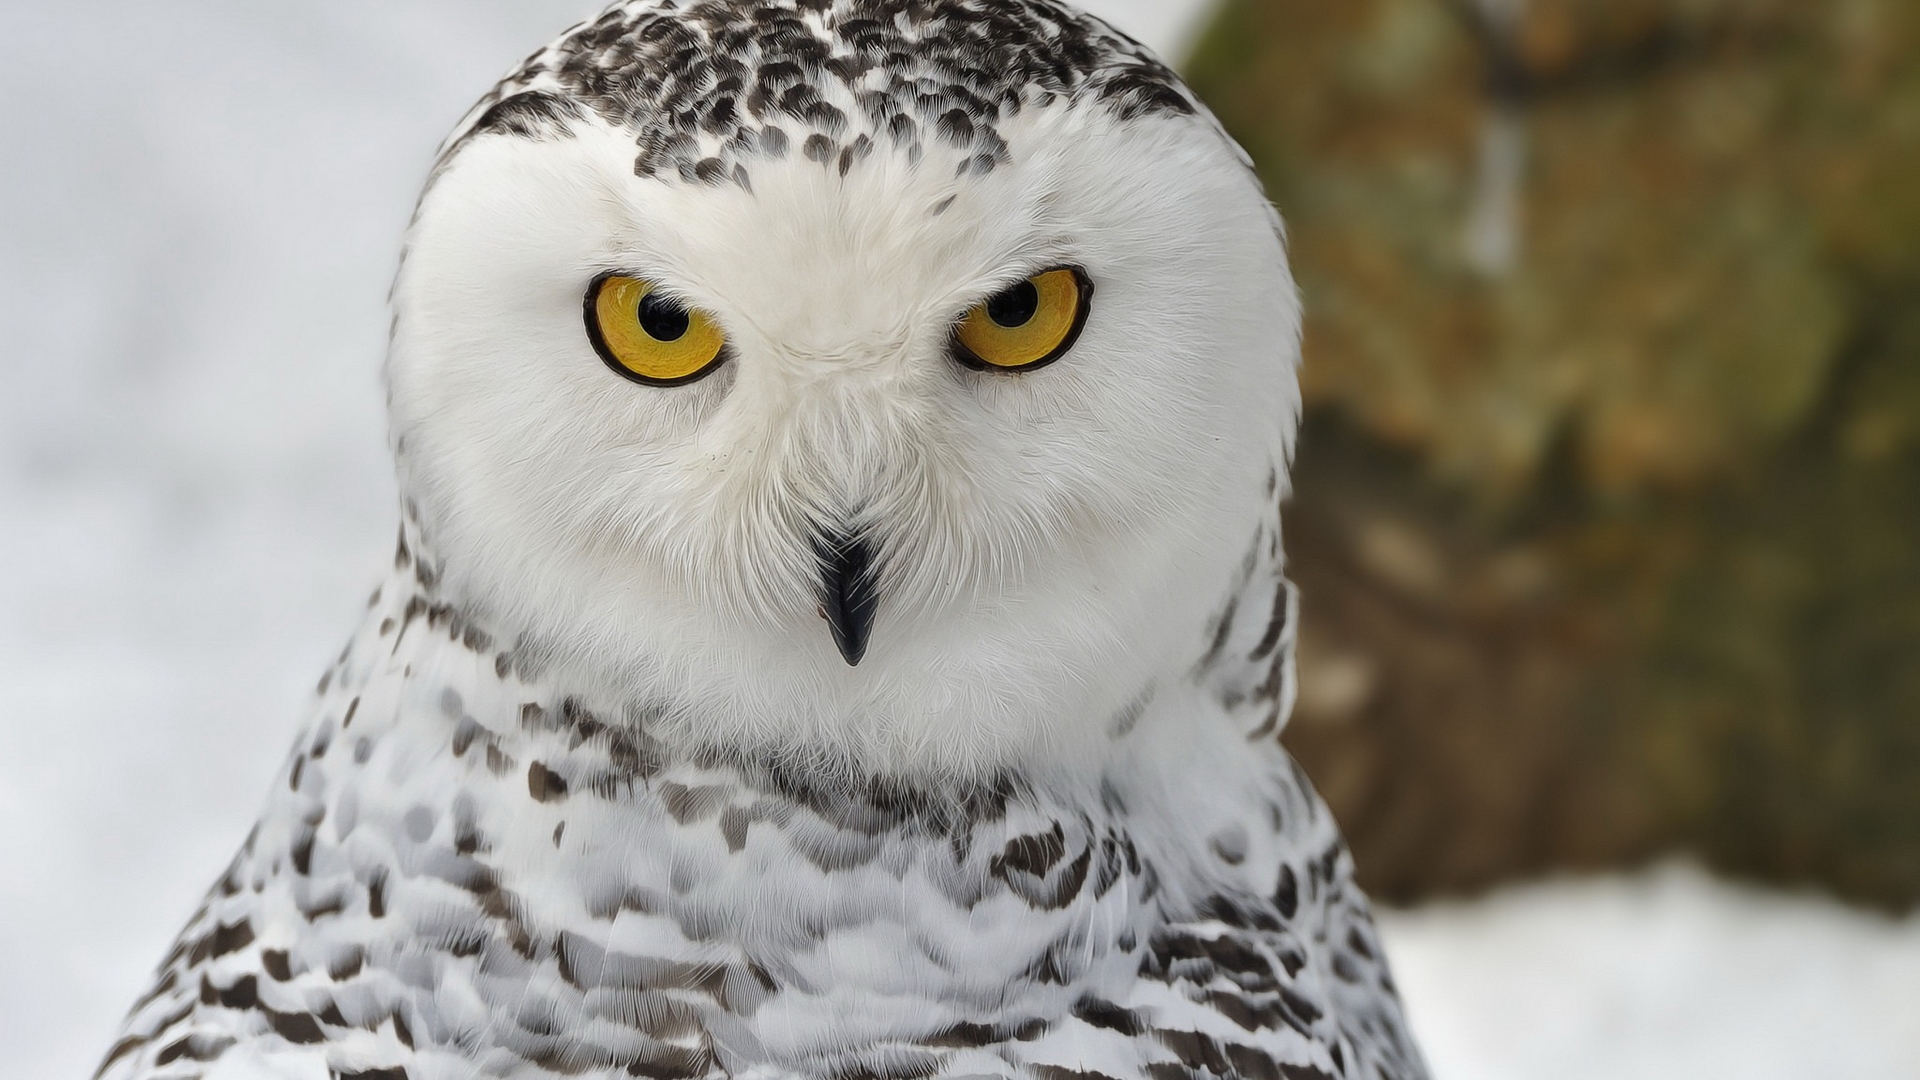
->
[[1, 2, 1914, 1079], [1378, 863, 1920, 1080]]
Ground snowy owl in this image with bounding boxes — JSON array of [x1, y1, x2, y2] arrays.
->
[[98, 2, 1427, 1078]]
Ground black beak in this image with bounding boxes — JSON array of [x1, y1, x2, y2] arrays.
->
[[814, 531, 880, 666]]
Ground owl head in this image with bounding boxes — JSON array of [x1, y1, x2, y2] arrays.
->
[[385, 0, 1300, 778]]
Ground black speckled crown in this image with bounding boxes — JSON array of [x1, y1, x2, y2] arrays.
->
[[441, 0, 1195, 187]]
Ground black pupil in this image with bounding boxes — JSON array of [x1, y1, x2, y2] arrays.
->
[[985, 280, 1041, 328], [636, 292, 691, 342]]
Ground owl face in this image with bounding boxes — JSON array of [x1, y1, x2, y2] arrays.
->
[[386, 3, 1299, 776]]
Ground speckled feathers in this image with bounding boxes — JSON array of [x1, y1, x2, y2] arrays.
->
[[98, 1, 1426, 1077], [445, 0, 1194, 187]]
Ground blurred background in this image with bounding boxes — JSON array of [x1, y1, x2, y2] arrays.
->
[[0, 1, 1914, 1078]]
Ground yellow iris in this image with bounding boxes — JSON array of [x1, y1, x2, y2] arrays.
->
[[586, 274, 727, 385], [952, 267, 1093, 371]]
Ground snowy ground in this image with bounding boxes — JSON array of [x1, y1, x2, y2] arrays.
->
[[1, 2, 1915, 1078], [1381, 864, 1920, 1079]]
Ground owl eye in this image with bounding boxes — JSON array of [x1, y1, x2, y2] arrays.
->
[[951, 266, 1093, 372], [585, 273, 728, 386]]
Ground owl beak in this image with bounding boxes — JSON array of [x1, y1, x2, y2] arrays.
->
[[814, 530, 879, 666]]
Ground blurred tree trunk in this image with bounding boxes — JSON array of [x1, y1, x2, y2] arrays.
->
[[1281, 412, 1661, 902], [1187, 0, 1920, 908]]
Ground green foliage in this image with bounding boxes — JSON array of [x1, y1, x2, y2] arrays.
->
[[1188, 0, 1920, 905]]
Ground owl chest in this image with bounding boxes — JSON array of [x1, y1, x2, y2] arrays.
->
[[232, 699, 1163, 1064]]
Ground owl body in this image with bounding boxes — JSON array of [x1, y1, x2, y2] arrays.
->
[[101, 554, 1416, 1080], [99, 2, 1426, 1077]]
